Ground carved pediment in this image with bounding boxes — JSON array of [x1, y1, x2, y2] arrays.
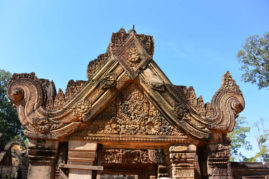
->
[[7, 28, 245, 144], [70, 83, 186, 138]]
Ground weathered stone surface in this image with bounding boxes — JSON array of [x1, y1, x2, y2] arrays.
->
[[7, 28, 244, 142], [87, 53, 109, 80], [231, 162, 269, 179], [0, 139, 28, 179], [27, 139, 58, 179], [168, 144, 197, 179], [207, 144, 231, 179], [71, 83, 185, 138], [101, 149, 163, 165], [6, 28, 246, 179], [68, 141, 97, 179]]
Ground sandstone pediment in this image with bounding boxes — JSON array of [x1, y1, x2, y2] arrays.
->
[[69, 83, 187, 143], [6, 28, 247, 179], [7, 28, 244, 145]]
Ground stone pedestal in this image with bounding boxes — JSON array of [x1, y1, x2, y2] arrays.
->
[[207, 144, 231, 179], [27, 139, 59, 179], [168, 144, 196, 179], [68, 140, 97, 179]]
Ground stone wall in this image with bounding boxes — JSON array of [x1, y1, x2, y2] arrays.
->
[[231, 162, 269, 179]]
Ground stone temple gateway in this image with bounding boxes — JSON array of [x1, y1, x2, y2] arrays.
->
[[7, 29, 245, 179]]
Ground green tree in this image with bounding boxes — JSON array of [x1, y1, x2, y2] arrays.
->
[[0, 69, 24, 145], [237, 32, 269, 89], [228, 117, 252, 161], [250, 119, 269, 162]]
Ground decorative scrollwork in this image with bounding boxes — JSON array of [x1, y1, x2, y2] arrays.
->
[[222, 71, 241, 94], [73, 83, 185, 136], [72, 99, 92, 120], [6, 72, 89, 138], [174, 102, 189, 119], [31, 117, 59, 134], [101, 149, 163, 164], [100, 73, 117, 89]]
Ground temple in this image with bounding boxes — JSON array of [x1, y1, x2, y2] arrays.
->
[[7, 28, 246, 179]]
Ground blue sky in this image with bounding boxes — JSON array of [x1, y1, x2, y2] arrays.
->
[[0, 0, 268, 159]]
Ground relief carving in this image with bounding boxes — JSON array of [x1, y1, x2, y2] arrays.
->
[[128, 43, 140, 64], [31, 117, 60, 134], [119, 41, 146, 70], [222, 71, 241, 93], [101, 149, 163, 164], [100, 73, 117, 89], [5, 29, 248, 179], [135, 34, 154, 56], [208, 144, 230, 161], [6, 29, 244, 143], [207, 144, 231, 178], [54, 89, 65, 110], [173, 169, 194, 178], [174, 102, 189, 119], [87, 53, 109, 80], [173, 71, 244, 134], [109, 28, 129, 55], [65, 80, 88, 102], [72, 99, 92, 120], [110, 29, 153, 80], [7, 72, 94, 139], [31, 117, 52, 134], [78, 83, 185, 136]]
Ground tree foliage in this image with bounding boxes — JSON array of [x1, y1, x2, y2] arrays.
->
[[0, 69, 24, 145], [250, 119, 269, 162], [228, 117, 252, 161], [237, 32, 269, 89]]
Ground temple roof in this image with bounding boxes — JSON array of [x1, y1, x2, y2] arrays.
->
[[7, 28, 244, 144]]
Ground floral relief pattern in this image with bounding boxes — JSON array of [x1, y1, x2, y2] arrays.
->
[[83, 83, 184, 136]]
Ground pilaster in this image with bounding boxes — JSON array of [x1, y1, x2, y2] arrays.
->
[[68, 140, 97, 179], [168, 144, 197, 179], [207, 144, 231, 179], [27, 139, 59, 179]]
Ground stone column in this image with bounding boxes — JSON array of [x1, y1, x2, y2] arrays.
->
[[27, 139, 59, 179], [168, 144, 197, 179], [207, 144, 231, 179], [157, 164, 169, 178], [68, 140, 97, 179]]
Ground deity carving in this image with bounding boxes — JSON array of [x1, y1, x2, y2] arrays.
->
[[128, 43, 140, 64], [73, 83, 185, 136], [101, 149, 163, 164]]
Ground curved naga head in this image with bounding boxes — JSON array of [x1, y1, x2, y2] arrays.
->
[[7, 73, 44, 110], [10, 88, 24, 104], [208, 71, 245, 133]]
